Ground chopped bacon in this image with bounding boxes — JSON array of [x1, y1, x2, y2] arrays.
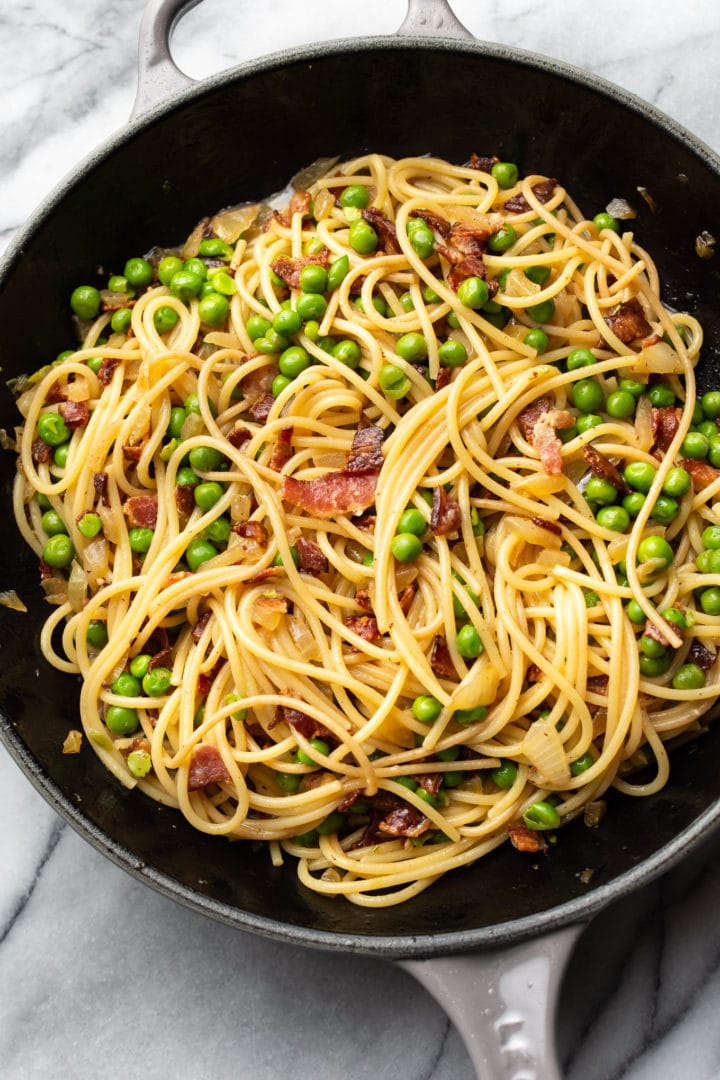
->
[[282, 470, 378, 518], [604, 298, 652, 344], [187, 744, 231, 791], [295, 535, 328, 575], [345, 614, 382, 644], [361, 207, 399, 254], [249, 393, 274, 424], [232, 520, 268, 544], [504, 179, 558, 214], [346, 425, 384, 473], [509, 824, 548, 853], [642, 617, 676, 648], [227, 425, 252, 449], [408, 208, 451, 239], [175, 484, 195, 516], [532, 516, 562, 535], [93, 472, 109, 505], [466, 153, 500, 173], [583, 445, 629, 493], [437, 219, 494, 291], [58, 400, 89, 428], [97, 358, 120, 385], [123, 495, 158, 529], [277, 704, 333, 743], [192, 611, 212, 643], [348, 274, 367, 297], [415, 773, 443, 798], [531, 409, 575, 476], [525, 663, 542, 683], [377, 804, 430, 838], [430, 486, 461, 536], [44, 384, 67, 405], [435, 366, 453, 391], [651, 406, 683, 455], [31, 438, 51, 465], [38, 558, 54, 580], [689, 639, 717, 670], [148, 647, 173, 671], [354, 589, 374, 612], [122, 442, 146, 463], [270, 426, 294, 471], [518, 397, 552, 440], [398, 584, 416, 615], [679, 458, 720, 490], [273, 189, 312, 227], [430, 635, 456, 678], [587, 675, 610, 697], [246, 567, 283, 584], [338, 789, 364, 813], [271, 250, 329, 289]]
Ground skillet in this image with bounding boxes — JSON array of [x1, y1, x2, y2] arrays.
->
[[3, 1, 720, 1074]]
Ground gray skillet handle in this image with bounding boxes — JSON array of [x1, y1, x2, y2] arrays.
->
[[132, 0, 475, 119], [399, 923, 584, 1079]]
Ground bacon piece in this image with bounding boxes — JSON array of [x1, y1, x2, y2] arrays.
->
[[187, 744, 231, 791], [271, 250, 329, 289], [273, 190, 312, 227], [31, 438, 51, 465], [58, 400, 89, 428], [689, 639, 717, 670], [604, 298, 652, 344], [232, 520, 268, 544], [398, 584, 416, 615], [345, 614, 382, 644], [227, 425, 252, 449], [270, 426, 294, 471], [192, 611, 212, 643], [415, 773, 443, 798], [44, 384, 68, 405], [408, 208, 451, 239], [430, 635, 456, 678], [531, 409, 575, 476], [466, 153, 500, 172], [354, 589, 374, 612], [295, 535, 328, 575], [97, 358, 120, 385], [148, 646, 173, 671], [361, 207, 399, 254], [279, 704, 333, 743], [430, 486, 461, 536], [282, 470, 378, 518], [509, 824, 548, 853], [377, 804, 430, 838], [651, 406, 682, 455], [642, 617, 675, 648], [435, 366, 453, 391], [583, 445, 629, 493], [504, 179, 558, 214], [587, 675, 610, 697], [679, 458, 720, 490], [525, 663, 542, 684], [249, 392, 274, 424], [123, 495, 158, 529], [338, 789, 364, 813], [175, 484, 195, 516], [346, 425, 384, 473], [246, 567, 283, 584], [518, 397, 552, 440], [532, 516, 562, 535], [38, 558, 55, 580], [437, 219, 493, 290], [93, 472, 109, 506], [122, 442, 146, 463]]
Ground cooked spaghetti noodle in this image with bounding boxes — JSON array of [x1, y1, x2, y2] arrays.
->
[[11, 153, 720, 906]]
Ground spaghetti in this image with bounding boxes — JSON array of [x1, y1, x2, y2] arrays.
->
[[11, 153, 720, 906]]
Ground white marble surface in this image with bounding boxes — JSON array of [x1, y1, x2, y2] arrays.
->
[[3, 2, 720, 1078]]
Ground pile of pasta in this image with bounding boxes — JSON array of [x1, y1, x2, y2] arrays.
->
[[13, 153, 720, 907]]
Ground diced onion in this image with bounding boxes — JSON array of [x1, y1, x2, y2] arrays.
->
[[67, 560, 87, 613], [634, 394, 654, 451], [212, 204, 261, 244], [523, 717, 571, 787], [287, 614, 321, 660], [62, 730, 83, 754], [0, 589, 26, 612], [632, 340, 682, 375]]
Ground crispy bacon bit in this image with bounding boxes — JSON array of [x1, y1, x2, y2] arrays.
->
[[531, 409, 575, 476], [282, 470, 378, 518], [175, 484, 195, 516], [354, 589, 374, 612], [651, 406, 683, 455], [38, 558, 55, 580], [431, 486, 461, 536], [97, 358, 120, 385], [361, 207, 399, 254], [518, 397, 552, 440], [532, 516, 562, 535], [435, 366, 453, 391], [345, 614, 382, 644], [587, 675, 610, 697], [248, 392, 274, 424], [430, 635, 456, 678], [504, 179, 558, 214], [408, 208, 451, 239], [679, 458, 720, 490], [583, 445, 629, 493], [689, 639, 717, 670], [605, 298, 652, 344], [346, 425, 384, 473], [93, 472, 109, 505], [642, 617, 675, 648], [227, 425, 252, 449], [271, 250, 330, 289], [278, 704, 333, 743], [525, 663, 542, 683], [270, 426, 294, 471], [246, 567, 283, 584], [192, 611, 212, 643], [295, 535, 328, 575], [58, 400, 89, 428], [232, 520, 268, 544], [467, 153, 500, 173], [31, 438, 51, 465], [415, 773, 443, 798], [273, 189, 312, 227], [122, 442, 146, 463], [377, 804, 430, 838], [437, 220, 494, 291], [398, 584, 416, 615], [148, 647, 173, 671], [509, 824, 548, 853], [44, 384, 67, 405], [123, 495, 158, 529], [187, 744, 231, 791], [338, 789, 364, 813]]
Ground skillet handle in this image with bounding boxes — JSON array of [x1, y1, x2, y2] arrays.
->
[[398, 922, 584, 1079], [132, 0, 200, 120], [397, 0, 475, 40]]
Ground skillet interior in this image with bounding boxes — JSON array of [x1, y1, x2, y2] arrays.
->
[[3, 38, 720, 956]]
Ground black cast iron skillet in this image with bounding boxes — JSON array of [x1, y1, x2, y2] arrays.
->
[[3, 1, 720, 1074]]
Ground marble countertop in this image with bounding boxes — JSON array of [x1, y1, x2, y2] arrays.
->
[[3, 2, 720, 1077]]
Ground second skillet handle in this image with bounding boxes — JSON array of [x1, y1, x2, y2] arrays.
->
[[399, 923, 584, 1080], [132, 0, 475, 119]]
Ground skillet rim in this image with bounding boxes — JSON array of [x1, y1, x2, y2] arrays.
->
[[2, 31, 720, 958]]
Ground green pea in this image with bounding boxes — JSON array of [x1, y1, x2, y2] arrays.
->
[[198, 292, 230, 327], [142, 667, 173, 697], [199, 237, 233, 259], [410, 696, 442, 725], [456, 624, 483, 659], [316, 811, 345, 835], [348, 218, 378, 254], [491, 161, 519, 189], [622, 491, 646, 518], [415, 787, 440, 808], [702, 525, 720, 550], [52, 442, 70, 469], [639, 652, 672, 677], [339, 185, 370, 209], [396, 332, 428, 362], [296, 292, 327, 321], [272, 374, 292, 397], [649, 495, 679, 524], [593, 212, 620, 234], [639, 634, 667, 659], [637, 535, 674, 568], [154, 306, 179, 334], [527, 298, 555, 323], [701, 390, 720, 419], [570, 752, 594, 776], [42, 534, 74, 568], [491, 761, 517, 788], [697, 420, 718, 439], [606, 390, 636, 419], [296, 737, 330, 766], [648, 383, 676, 408], [41, 509, 66, 536], [446, 310, 461, 329], [298, 265, 328, 294], [488, 224, 517, 253], [107, 274, 130, 294], [37, 412, 70, 446], [595, 505, 628, 532], [660, 607, 689, 631], [86, 620, 108, 648], [183, 257, 208, 282], [327, 254, 350, 291], [620, 378, 646, 398], [186, 537, 218, 571], [672, 664, 706, 690], [70, 285, 101, 320], [86, 356, 103, 375], [524, 328, 548, 352], [680, 432, 709, 459], [279, 345, 311, 378], [438, 339, 467, 367], [123, 257, 153, 288], [127, 750, 152, 778], [436, 745, 461, 762], [246, 314, 272, 341], [170, 270, 203, 301], [422, 285, 441, 303], [457, 276, 489, 309], [707, 437, 720, 468], [270, 309, 300, 339], [105, 705, 139, 735], [129, 654, 152, 679], [470, 508, 485, 537], [700, 587, 720, 615], [275, 771, 301, 793], [332, 340, 361, 368], [361, 550, 374, 566], [189, 445, 224, 472], [391, 533, 423, 563], [623, 461, 656, 493], [129, 527, 154, 553], [110, 308, 133, 334], [176, 466, 199, 487], [585, 477, 617, 505], [379, 363, 411, 400], [523, 800, 561, 830], [571, 378, 604, 413], [112, 672, 141, 697], [203, 516, 231, 544], [272, 546, 300, 569], [454, 705, 488, 726], [194, 481, 224, 510], [397, 508, 426, 536], [566, 347, 595, 370], [158, 256, 184, 286], [626, 598, 648, 624], [409, 225, 435, 258], [525, 264, 551, 285], [77, 512, 102, 538]]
